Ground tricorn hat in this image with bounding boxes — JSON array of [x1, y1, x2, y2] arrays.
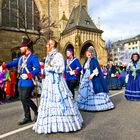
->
[[20, 37, 33, 48]]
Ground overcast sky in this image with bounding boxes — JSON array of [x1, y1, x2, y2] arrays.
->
[[88, 0, 140, 42]]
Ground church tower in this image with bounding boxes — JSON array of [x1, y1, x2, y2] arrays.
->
[[58, 0, 87, 20], [69, 0, 87, 11], [58, 0, 88, 33]]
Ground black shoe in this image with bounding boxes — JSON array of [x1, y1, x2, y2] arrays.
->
[[18, 118, 32, 125]]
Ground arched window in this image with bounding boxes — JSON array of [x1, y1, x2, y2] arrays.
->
[[2, 0, 39, 31]]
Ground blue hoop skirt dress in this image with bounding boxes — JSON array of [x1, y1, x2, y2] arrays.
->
[[33, 50, 83, 134], [77, 69, 114, 111], [125, 71, 140, 100], [125, 60, 140, 100]]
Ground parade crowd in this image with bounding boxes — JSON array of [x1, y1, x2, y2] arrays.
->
[[0, 37, 140, 134]]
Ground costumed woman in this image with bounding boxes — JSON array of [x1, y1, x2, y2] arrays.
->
[[0, 66, 6, 104], [119, 66, 127, 87], [76, 46, 114, 111], [125, 53, 140, 100], [106, 61, 122, 90], [33, 39, 83, 134]]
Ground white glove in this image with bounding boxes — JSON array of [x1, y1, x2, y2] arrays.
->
[[111, 73, 115, 77], [69, 71, 75, 75], [125, 74, 129, 83], [104, 72, 107, 76], [93, 68, 99, 76], [89, 68, 99, 80], [21, 74, 28, 80]]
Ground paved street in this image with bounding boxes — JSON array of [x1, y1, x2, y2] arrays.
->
[[0, 89, 140, 140]]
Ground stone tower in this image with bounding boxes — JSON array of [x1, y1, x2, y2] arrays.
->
[[58, 0, 87, 20], [57, 0, 88, 37]]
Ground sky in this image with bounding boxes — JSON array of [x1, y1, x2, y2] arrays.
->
[[88, 0, 140, 42]]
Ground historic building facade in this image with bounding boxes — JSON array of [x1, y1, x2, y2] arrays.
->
[[0, 0, 107, 65], [109, 34, 140, 65]]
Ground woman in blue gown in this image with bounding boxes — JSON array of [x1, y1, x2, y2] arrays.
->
[[77, 46, 114, 111], [125, 53, 140, 100], [33, 39, 83, 134]]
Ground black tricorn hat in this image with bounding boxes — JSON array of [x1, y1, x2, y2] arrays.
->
[[20, 37, 33, 48]]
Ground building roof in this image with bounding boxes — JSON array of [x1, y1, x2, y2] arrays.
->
[[122, 34, 140, 44], [112, 34, 140, 46], [61, 4, 103, 35]]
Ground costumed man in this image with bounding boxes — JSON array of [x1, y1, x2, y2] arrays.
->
[[64, 48, 82, 98], [2, 37, 41, 125]]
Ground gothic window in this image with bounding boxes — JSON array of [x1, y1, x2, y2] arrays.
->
[[2, 0, 39, 31]]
